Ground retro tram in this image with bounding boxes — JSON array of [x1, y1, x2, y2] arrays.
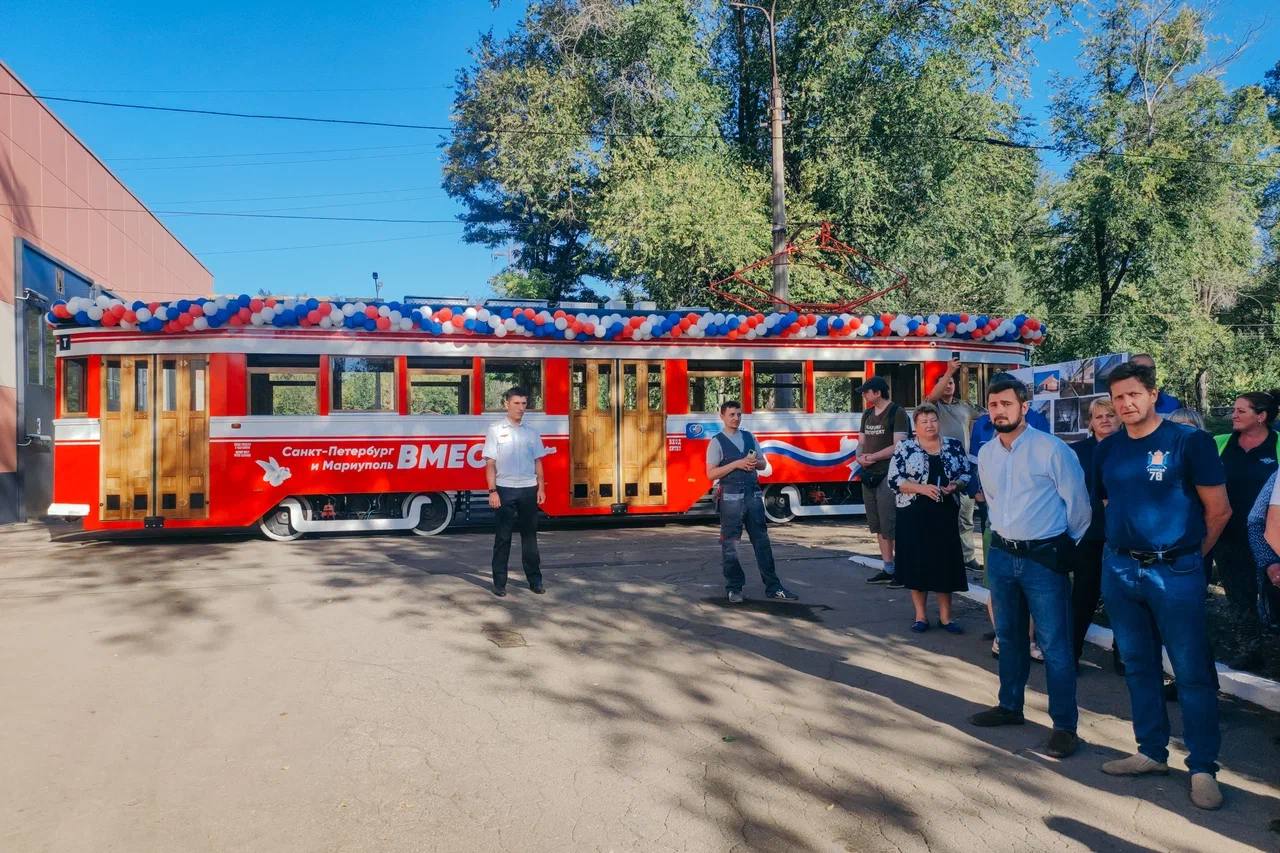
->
[[44, 293, 1044, 540]]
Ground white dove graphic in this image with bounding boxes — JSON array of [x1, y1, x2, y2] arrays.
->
[[255, 456, 292, 487]]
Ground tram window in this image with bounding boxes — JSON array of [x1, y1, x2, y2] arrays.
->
[[134, 360, 150, 412], [162, 360, 178, 411], [874, 362, 922, 407], [814, 360, 865, 413], [62, 358, 88, 415], [753, 361, 805, 411], [483, 359, 543, 411], [105, 359, 121, 412], [247, 355, 319, 416], [331, 356, 396, 413], [596, 363, 612, 411], [688, 360, 742, 413], [647, 363, 662, 410], [407, 358, 472, 415], [190, 359, 207, 412]]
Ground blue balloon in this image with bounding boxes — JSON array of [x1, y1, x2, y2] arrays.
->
[[832, 318, 844, 330], [977, 315, 989, 328], [46, 311, 58, 324], [907, 319, 919, 331], [306, 298, 319, 311], [818, 317, 830, 334], [74, 311, 90, 324], [464, 318, 476, 331]]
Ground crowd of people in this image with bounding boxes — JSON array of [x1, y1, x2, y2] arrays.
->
[[480, 355, 1280, 815]]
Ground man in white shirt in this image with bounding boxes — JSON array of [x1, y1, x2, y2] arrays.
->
[[972, 374, 1091, 759], [482, 386, 549, 597]]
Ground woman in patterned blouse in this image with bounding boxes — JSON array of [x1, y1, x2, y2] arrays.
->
[[888, 403, 973, 633]]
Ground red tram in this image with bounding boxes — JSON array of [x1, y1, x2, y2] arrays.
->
[[45, 294, 1043, 539]]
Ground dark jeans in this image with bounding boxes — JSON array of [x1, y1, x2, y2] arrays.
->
[[1102, 547, 1220, 775], [720, 489, 782, 594], [491, 486, 542, 588], [988, 546, 1078, 732], [1212, 532, 1258, 616], [1069, 539, 1106, 662]]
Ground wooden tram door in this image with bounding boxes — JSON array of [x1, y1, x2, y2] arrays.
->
[[568, 360, 666, 509], [100, 355, 209, 521]]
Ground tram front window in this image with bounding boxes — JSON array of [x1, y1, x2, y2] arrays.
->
[[483, 358, 542, 411]]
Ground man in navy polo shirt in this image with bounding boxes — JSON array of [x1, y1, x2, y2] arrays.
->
[[1095, 361, 1232, 810]]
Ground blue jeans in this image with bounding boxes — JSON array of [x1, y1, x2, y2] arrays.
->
[[720, 489, 781, 594], [988, 546, 1078, 732], [1102, 547, 1220, 775]]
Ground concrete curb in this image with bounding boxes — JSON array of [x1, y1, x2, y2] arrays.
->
[[847, 554, 1280, 713]]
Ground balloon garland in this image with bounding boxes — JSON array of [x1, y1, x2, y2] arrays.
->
[[46, 294, 1047, 345]]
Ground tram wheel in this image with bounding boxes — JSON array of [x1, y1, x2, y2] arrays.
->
[[404, 492, 454, 536], [260, 497, 308, 542], [762, 485, 796, 524]]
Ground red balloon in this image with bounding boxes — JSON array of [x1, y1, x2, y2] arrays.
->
[[971, 330, 982, 339], [123, 310, 137, 324], [101, 313, 119, 327], [376, 316, 391, 331], [187, 304, 202, 316], [727, 329, 739, 340], [686, 313, 698, 324], [249, 298, 264, 312], [363, 306, 377, 319], [554, 309, 566, 320], [946, 322, 956, 332], [583, 322, 594, 335], [679, 318, 691, 331], [179, 313, 194, 327], [849, 318, 861, 330]]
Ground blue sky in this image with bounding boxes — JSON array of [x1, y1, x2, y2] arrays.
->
[[4, 0, 1277, 302]]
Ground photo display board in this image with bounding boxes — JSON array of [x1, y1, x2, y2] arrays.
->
[[1009, 353, 1127, 444]]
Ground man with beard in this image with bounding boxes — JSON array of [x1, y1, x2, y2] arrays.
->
[[971, 374, 1091, 759], [1095, 361, 1230, 810]]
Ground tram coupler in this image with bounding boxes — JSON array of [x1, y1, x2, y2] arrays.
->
[[143, 516, 166, 529], [610, 503, 629, 515]]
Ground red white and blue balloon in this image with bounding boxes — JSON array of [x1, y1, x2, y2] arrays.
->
[[47, 295, 1047, 345]]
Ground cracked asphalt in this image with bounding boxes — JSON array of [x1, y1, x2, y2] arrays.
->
[[1, 518, 1278, 852]]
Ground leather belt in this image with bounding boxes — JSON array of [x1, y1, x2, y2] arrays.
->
[[991, 532, 1058, 553], [1114, 545, 1200, 567]]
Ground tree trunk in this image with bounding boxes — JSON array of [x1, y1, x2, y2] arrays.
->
[[1196, 368, 1210, 414]]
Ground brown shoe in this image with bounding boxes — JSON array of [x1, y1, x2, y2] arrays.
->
[[1101, 753, 1169, 776]]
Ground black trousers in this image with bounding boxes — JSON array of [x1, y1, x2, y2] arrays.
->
[[1069, 538, 1106, 663], [491, 486, 542, 588], [1212, 531, 1258, 617]]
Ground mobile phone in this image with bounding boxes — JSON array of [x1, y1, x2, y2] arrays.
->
[[950, 351, 961, 363]]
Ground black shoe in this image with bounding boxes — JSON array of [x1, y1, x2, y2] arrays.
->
[[887, 579, 904, 589], [866, 571, 893, 584], [767, 587, 799, 601], [1163, 679, 1178, 702], [969, 706, 1025, 727], [530, 582, 545, 594], [493, 585, 507, 597], [1045, 729, 1080, 758]]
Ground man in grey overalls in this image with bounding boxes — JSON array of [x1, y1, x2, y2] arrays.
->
[[705, 400, 800, 604]]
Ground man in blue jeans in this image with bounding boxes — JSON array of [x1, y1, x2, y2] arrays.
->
[[706, 400, 799, 603], [972, 375, 1091, 759], [1095, 361, 1231, 810]]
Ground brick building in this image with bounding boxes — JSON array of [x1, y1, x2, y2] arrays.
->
[[1, 61, 212, 522]]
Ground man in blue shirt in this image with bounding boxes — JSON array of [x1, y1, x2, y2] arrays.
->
[[972, 375, 1092, 759], [1095, 361, 1231, 811], [1129, 354, 1182, 414]]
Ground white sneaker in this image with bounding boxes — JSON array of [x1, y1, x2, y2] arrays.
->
[[1030, 642, 1045, 662], [1101, 753, 1170, 776], [727, 590, 744, 604], [1190, 773, 1223, 810]]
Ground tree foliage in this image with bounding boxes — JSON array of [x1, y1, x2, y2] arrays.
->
[[445, 1, 1280, 407]]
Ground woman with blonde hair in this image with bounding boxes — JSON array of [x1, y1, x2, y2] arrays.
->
[[888, 404, 972, 633]]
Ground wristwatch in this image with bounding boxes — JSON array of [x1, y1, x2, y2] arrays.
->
[[488, 488, 497, 494]]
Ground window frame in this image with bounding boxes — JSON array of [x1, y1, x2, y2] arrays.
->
[[687, 359, 744, 414], [246, 354, 321, 417], [61, 357, 89, 417], [329, 355, 398, 414], [407, 357, 473, 416], [752, 360, 806, 412], [482, 357, 544, 412], [813, 360, 866, 414]]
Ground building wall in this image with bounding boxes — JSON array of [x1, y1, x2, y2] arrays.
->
[[0, 60, 213, 522]]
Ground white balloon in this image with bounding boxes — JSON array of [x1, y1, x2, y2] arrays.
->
[[464, 307, 478, 320], [95, 295, 111, 308], [563, 328, 575, 340], [193, 316, 209, 331], [494, 326, 507, 338], [136, 307, 152, 322], [477, 308, 490, 323], [400, 317, 413, 331], [594, 326, 606, 338], [554, 317, 567, 330], [341, 303, 356, 316], [504, 318, 517, 331], [87, 307, 104, 321], [250, 313, 264, 326], [442, 321, 456, 334], [202, 301, 216, 316], [377, 305, 390, 317], [319, 316, 332, 329]]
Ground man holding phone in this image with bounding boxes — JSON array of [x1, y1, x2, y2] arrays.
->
[[706, 400, 799, 603], [926, 353, 983, 573]]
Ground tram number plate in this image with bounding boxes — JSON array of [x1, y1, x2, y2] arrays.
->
[[667, 437, 682, 452]]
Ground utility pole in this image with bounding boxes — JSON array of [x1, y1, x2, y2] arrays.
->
[[731, 1, 788, 302]]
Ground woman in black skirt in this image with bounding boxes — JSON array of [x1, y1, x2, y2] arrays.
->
[[888, 403, 972, 633]]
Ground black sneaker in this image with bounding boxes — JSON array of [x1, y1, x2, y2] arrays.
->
[[866, 571, 893, 584], [969, 706, 1025, 727], [530, 582, 545, 595], [887, 578, 904, 589], [493, 585, 507, 597], [766, 587, 799, 601], [964, 560, 983, 573], [1045, 729, 1080, 758]]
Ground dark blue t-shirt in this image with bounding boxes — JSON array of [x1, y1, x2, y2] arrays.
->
[[1095, 420, 1225, 551]]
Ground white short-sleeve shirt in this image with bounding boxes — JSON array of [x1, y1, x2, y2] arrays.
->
[[482, 418, 549, 488]]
